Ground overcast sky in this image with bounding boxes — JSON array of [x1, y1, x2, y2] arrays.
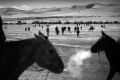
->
[[0, 0, 120, 9]]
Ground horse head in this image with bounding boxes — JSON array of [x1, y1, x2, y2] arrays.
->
[[91, 31, 109, 53], [34, 31, 64, 74]]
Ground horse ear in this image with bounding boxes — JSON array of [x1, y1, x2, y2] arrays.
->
[[38, 31, 48, 40], [34, 34, 39, 38], [102, 31, 104, 35], [102, 31, 107, 38], [34, 33, 48, 40], [38, 31, 45, 37]]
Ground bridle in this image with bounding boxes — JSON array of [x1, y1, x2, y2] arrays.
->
[[98, 51, 108, 74], [98, 52, 106, 72]]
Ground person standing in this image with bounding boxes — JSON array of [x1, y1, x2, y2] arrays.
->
[[46, 27, 50, 36], [61, 27, 64, 35], [68, 26, 71, 33], [76, 26, 80, 37], [55, 26, 59, 35], [80, 26, 82, 30], [28, 27, 30, 31], [74, 26, 77, 33]]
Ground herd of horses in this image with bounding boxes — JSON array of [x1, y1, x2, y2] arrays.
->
[[0, 16, 120, 80]]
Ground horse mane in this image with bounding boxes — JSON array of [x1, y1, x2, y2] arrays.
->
[[0, 16, 6, 45]]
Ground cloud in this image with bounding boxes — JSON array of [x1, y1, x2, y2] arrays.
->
[[12, 5, 31, 10]]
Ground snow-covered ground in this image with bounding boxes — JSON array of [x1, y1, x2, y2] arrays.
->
[[3, 23, 120, 80]]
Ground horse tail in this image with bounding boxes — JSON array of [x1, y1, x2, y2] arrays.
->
[[0, 16, 6, 46]]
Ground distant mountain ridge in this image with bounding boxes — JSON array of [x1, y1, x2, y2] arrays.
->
[[0, 3, 120, 17]]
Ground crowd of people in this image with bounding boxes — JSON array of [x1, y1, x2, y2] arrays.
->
[[45, 24, 105, 37], [4, 23, 106, 38], [47, 24, 84, 37]]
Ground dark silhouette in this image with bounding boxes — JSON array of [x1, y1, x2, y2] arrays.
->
[[80, 26, 82, 30], [101, 25, 105, 28], [89, 26, 95, 31], [64, 26, 66, 31], [0, 17, 64, 80], [46, 27, 50, 36], [74, 26, 77, 33], [39, 24, 41, 27], [42, 25, 43, 28], [91, 31, 120, 80], [25, 27, 30, 31], [61, 27, 66, 35], [76, 26, 80, 37], [28, 27, 30, 31], [55, 26, 59, 35], [25, 27, 27, 31], [68, 26, 71, 33], [61, 27, 64, 35], [0, 17, 6, 46]]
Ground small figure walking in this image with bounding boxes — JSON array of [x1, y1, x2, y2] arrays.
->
[[42, 25, 43, 28], [61, 27, 65, 35], [76, 26, 80, 37], [74, 26, 77, 33], [80, 26, 82, 30], [28, 27, 30, 31], [68, 26, 71, 33], [25, 27, 27, 31], [46, 27, 50, 36], [55, 26, 59, 35]]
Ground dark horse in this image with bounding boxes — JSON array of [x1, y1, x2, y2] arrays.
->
[[0, 16, 64, 80], [91, 31, 120, 80], [89, 26, 95, 31]]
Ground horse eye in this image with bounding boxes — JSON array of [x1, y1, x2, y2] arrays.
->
[[49, 50, 54, 53]]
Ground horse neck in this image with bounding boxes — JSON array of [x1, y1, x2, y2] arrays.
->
[[105, 39, 119, 52], [104, 40, 120, 64]]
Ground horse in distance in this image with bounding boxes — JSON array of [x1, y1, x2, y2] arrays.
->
[[91, 31, 120, 80], [0, 16, 64, 80], [89, 26, 95, 31]]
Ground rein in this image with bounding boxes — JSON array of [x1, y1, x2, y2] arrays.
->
[[98, 51, 107, 73], [98, 51, 109, 79]]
